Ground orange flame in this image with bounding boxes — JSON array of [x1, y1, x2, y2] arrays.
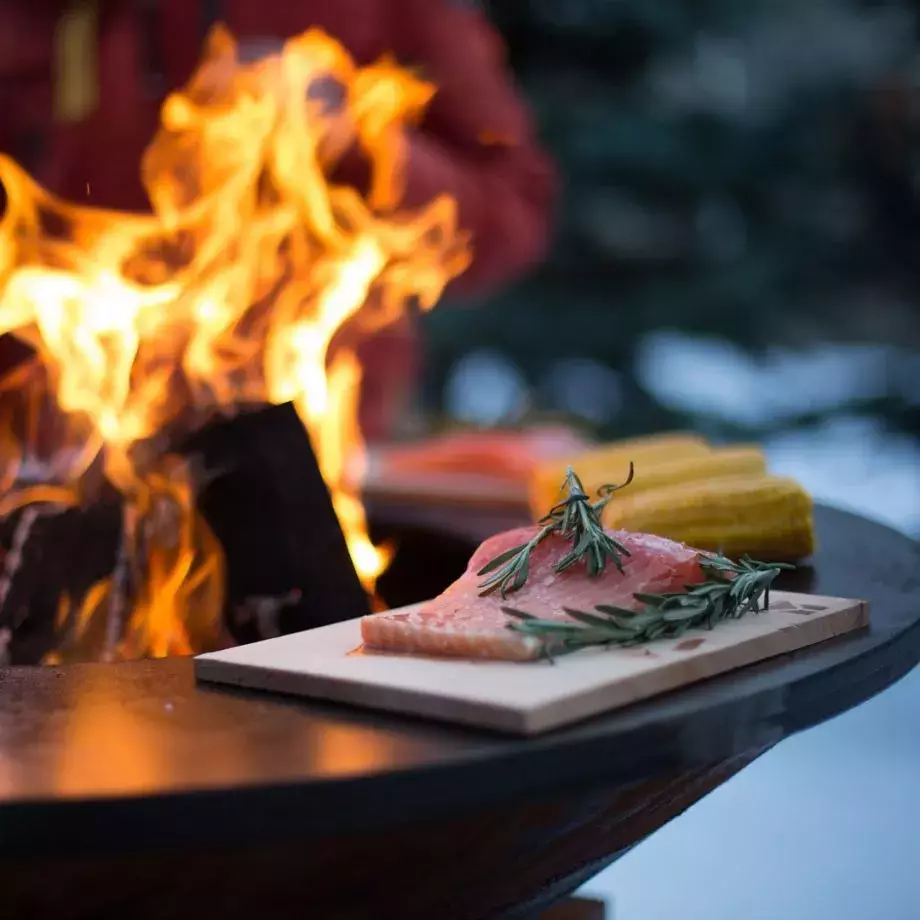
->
[[0, 26, 470, 661]]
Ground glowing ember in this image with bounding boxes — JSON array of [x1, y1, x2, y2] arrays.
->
[[0, 26, 470, 662]]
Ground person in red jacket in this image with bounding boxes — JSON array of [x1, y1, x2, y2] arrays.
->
[[0, 0, 555, 441]]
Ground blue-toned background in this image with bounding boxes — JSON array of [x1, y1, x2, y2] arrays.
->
[[420, 0, 920, 540]]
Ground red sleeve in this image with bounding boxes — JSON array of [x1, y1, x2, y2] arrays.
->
[[0, 3, 57, 377], [0, 3, 57, 166], [389, 0, 556, 297]]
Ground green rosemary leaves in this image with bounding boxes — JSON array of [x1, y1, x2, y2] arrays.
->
[[502, 554, 794, 657], [477, 466, 634, 598]]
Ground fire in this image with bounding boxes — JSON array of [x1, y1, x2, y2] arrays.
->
[[0, 27, 470, 662]]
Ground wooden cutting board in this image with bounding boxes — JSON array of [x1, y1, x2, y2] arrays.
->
[[194, 592, 868, 735]]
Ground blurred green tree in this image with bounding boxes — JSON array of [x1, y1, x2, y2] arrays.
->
[[421, 0, 920, 440]]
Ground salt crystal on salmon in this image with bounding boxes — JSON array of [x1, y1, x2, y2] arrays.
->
[[360, 526, 706, 661]]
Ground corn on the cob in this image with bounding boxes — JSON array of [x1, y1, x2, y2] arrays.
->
[[529, 432, 711, 518], [599, 445, 767, 500], [603, 474, 815, 562]]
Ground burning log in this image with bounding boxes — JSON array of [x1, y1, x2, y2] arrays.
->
[[0, 498, 122, 664], [182, 402, 371, 645], [0, 403, 370, 662]]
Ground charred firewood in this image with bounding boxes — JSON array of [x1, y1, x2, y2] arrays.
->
[[0, 497, 122, 665], [0, 401, 370, 660], [181, 401, 371, 645]]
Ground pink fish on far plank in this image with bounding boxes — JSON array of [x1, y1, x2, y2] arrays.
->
[[360, 526, 706, 661]]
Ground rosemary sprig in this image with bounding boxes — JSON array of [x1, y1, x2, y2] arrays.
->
[[502, 554, 795, 657], [477, 465, 635, 598]]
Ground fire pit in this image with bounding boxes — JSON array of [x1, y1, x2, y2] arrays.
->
[[0, 506, 917, 920]]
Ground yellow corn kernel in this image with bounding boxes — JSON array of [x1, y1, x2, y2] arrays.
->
[[612, 446, 768, 499], [603, 474, 815, 562], [530, 432, 711, 518]]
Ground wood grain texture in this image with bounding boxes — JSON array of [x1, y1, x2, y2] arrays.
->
[[195, 591, 869, 734], [0, 748, 767, 920]]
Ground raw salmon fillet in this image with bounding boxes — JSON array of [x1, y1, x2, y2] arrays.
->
[[379, 426, 592, 481], [360, 526, 706, 661]]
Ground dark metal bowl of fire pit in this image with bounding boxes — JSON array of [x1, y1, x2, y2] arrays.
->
[[0, 505, 917, 920]]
